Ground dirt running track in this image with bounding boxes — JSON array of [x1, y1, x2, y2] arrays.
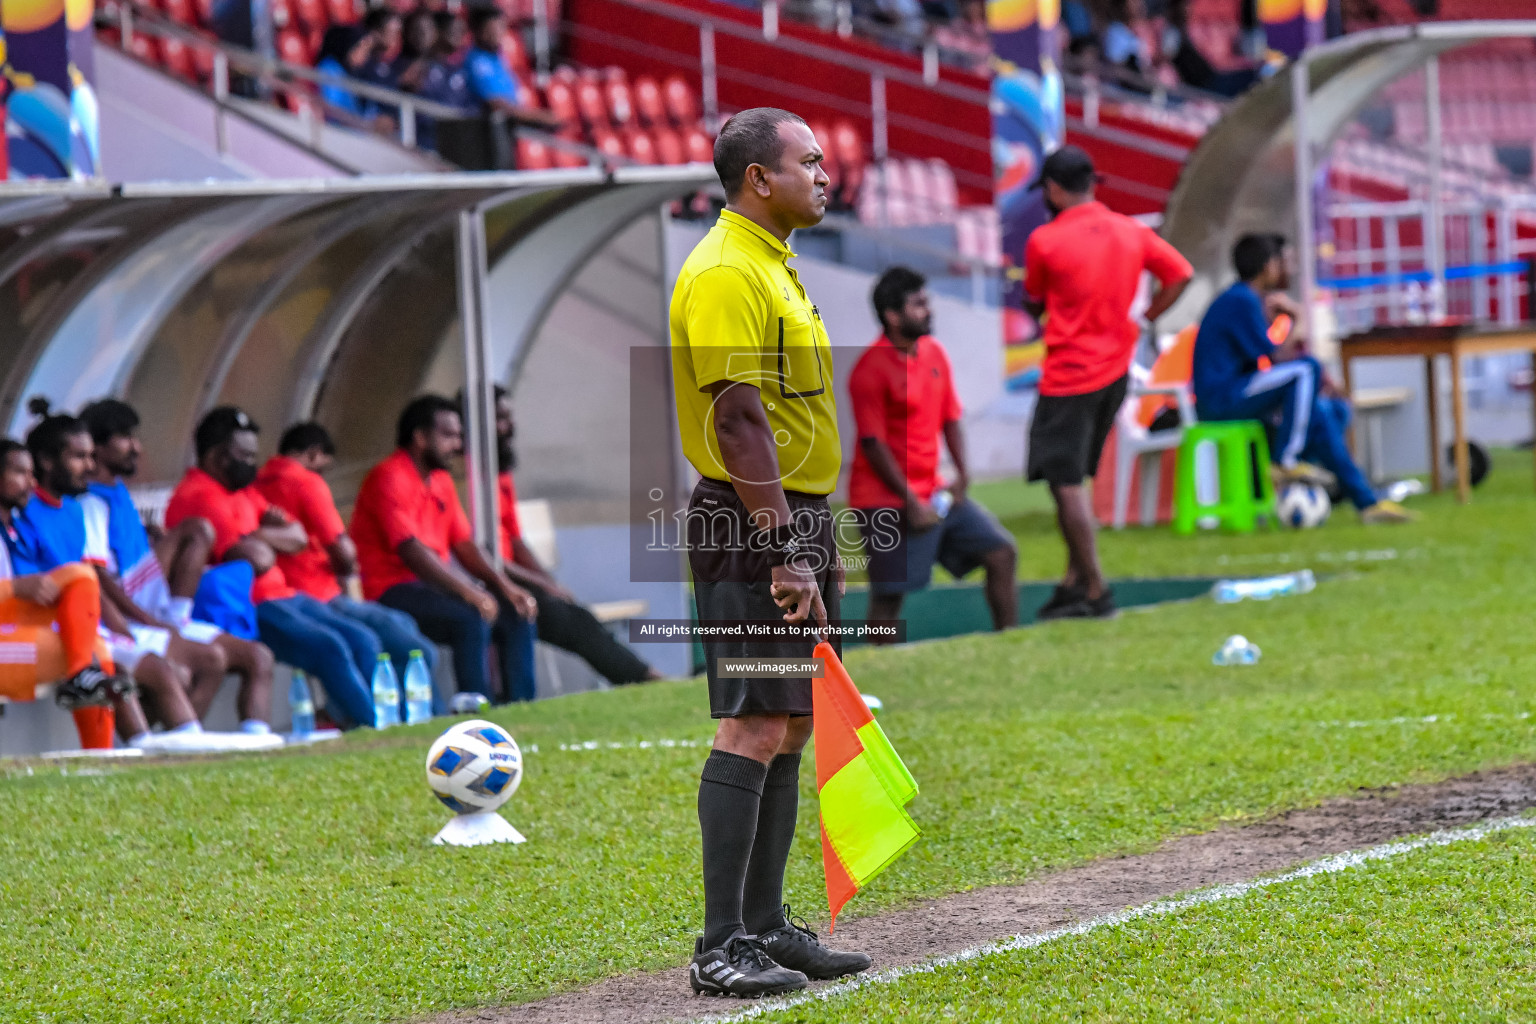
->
[[431, 763, 1536, 1024]]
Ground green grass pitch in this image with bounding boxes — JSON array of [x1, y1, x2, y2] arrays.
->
[[3, 451, 1535, 1022]]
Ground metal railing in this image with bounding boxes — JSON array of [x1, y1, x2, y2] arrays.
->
[[100, 2, 613, 168]]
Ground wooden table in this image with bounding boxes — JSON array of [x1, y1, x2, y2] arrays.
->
[[1339, 324, 1536, 504]]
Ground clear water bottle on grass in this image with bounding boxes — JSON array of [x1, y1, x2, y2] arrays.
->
[[371, 654, 401, 729], [404, 649, 434, 725], [1212, 570, 1316, 604], [288, 671, 315, 737], [1213, 635, 1262, 666]]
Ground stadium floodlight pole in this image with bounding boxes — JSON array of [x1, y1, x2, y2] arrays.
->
[[1425, 53, 1447, 322], [1290, 55, 1316, 350], [456, 204, 504, 570]]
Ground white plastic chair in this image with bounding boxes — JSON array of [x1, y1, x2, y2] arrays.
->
[[1111, 363, 1197, 529]]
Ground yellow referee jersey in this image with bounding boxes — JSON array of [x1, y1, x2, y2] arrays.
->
[[670, 209, 841, 496]]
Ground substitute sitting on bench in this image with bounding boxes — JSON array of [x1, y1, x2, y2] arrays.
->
[[1191, 233, 1412, 525]]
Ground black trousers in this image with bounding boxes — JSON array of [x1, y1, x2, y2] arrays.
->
[[524, 580, 652, 685]]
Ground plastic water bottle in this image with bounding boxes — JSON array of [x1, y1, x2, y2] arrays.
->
[[1212, 634, 1262, 666], [371, 654, 401, 729], [403, 649, 434, 725], [930, 489, 954, 518], [1212, 570, 1317, 604], [288, 671, 315, 737]]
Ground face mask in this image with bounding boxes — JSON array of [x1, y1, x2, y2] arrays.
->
[[226, 460, 258, 491]]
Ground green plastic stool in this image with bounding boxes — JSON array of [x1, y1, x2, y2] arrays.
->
[[1172, 421, 1277, 535]]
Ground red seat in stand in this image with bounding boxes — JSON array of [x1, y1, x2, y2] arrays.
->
[[575, 80, 608, 129], [544, 80, 579, 126], [500, 31, 528, 75], [324, 0, 356, 24], [605, 78, 634, 126], [591, 127, 627, 161], [633, 75, 664, 126], [626, 128, 658, 165], [517, 136, 554, 170], [158, 0, 199, 25], [293, 0, 328, 32], [662, 74, 698, 126], [277, 28, 311, 66], [652, 125, 685, 165], [682, 124, 712, 164], [160, 37, 199, 81]]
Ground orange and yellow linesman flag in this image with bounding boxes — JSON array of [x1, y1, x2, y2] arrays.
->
[[812, 641, 920, 931]]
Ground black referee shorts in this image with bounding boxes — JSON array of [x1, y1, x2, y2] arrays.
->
[[1027, 375, 1129, 487], [686, 477, 841, 719]]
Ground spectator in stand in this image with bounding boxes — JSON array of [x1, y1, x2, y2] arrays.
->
[[417, 12, 473, 111], [0, 439, 126, 712], [464, 6, 559, 128], [1191, 234, 1412, 524], [11, 412, 216, 747], [351, 395, 539, 704], [78, 399, 277, 726], [314, 10, 403, 126], [848, 267, 1018, 635], [166, 407, 381, 729], [474, 387, 660, 686], [1159, 0, 1261, 97], [393, 11, 439, 93], [1023, 146, 1191, 620], [1101, 0, 1151, 78], [255, 422, 440, 704], [933, 0, 991, 65], [1062, 0, 1097, 55]]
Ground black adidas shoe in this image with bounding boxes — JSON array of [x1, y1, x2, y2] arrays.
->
[[1036, 584, 1089, 621], [689, 935, 807, 998], [1085, 588, 1117, 619], [54, 663, 130, 710], [757, 905, 872, 981]]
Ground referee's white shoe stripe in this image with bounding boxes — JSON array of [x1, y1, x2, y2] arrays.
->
[[708, 813, 1536, 1022]]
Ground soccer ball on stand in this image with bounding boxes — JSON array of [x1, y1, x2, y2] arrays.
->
[[1276, 481, 1331, 529], [425, 719, 527, 845]]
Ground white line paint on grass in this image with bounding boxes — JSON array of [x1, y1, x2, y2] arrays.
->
[[1317, 711, 1533, 729], [522, 738, 710, 755], [709, 814, 1536, 1023]]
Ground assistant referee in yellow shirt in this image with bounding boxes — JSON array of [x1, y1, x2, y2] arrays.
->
[[672, 107, 871, 998]]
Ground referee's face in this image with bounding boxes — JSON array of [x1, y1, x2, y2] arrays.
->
[[767, 121, 830, 229]]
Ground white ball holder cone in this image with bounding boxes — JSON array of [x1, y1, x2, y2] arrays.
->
[[432, 810, 526, 847]]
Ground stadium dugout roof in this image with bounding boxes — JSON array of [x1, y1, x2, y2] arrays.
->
[[0, 165, 713, 554], [1162, 21, 1536, 332]]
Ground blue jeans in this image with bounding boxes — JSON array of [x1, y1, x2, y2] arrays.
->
[[379, 581, 538, 703], [1198, 357, 1377, 510], [328, 595, 443, 714], [256, 593, 378, 728]]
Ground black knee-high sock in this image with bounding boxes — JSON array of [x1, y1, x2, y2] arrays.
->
[[742, 752, 802, 935], [699, 749, 769, 950]]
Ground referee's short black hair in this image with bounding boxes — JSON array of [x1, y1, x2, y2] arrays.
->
[[465, 4, 503, 34], [397, 394, 460, 449], [195, 406, 259, 460], [278, 421, 336, 457], [79, 398, 141, 446], [713, 107, 807, 200], [872, 266, 927, 322], [1233, 233, 1286, 282]]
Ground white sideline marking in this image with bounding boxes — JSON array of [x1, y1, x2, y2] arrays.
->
[[1213, 547, 1419, 568], [1317, 711, 1533, 729], [710, 814, 1536, 1022], [522, 738, 710, 755]]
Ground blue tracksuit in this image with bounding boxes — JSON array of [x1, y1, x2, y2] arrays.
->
[[1192, 282, 1377, 510]]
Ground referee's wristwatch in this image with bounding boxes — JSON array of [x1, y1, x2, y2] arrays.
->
[[760, 525, 808, 568]]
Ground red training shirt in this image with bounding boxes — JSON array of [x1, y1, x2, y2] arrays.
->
[[846, 334, 963, 509], [256, 455, 347, 603], [350, 449, 472, 601], [498, 471, 522, 562], [1022, 201, 1192, 397], [165, 466, 295, 603]]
